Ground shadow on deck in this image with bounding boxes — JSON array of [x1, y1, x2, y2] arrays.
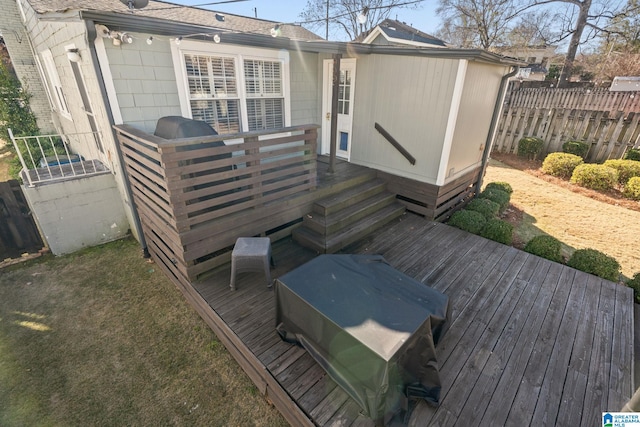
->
[[183, 213, 634, 426]]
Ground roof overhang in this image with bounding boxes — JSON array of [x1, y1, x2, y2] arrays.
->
[[79, 10, 523, 67]]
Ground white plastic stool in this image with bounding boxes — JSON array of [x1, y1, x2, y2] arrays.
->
[[230, 237, 274, 290]]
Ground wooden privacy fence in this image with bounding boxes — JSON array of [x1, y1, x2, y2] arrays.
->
[[113, 124, 318, 283], [494, 87, 640, 162]]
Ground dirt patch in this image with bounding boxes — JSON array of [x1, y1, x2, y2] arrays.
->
[[485, 155, 640, 278], [0, 143, 14, 182]]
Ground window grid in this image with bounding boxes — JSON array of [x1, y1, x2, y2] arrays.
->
[[338, 70, 351, 115]]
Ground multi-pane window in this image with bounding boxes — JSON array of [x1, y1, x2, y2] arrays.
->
[[185, 54, 240, 134], [244, 60, 284, 131], [338, 69, 351, 115], [183, 53, 286, 134]]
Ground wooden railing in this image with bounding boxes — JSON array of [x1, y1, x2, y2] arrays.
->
[[114, 124, 318, 282], [374, 122, 416, 165]]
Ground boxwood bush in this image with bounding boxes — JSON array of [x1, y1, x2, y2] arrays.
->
[[627, 273, 640, 303], [570, 164, 618, 191], [480, 219, 513, 245], [478, 188, 510, 212], [517, 136, 544, 160], [624, 176, 640, 200], [624, 148, 640, 161], [484, 181, 513, 195], [523, 235, 563, 263], [562, 140, 590, 158], [603, 159, 640, 185], [466, 198, 501, 219], [541, 152, 584, 179], [448, 210, 487, 234], [567, 249, 620, 282]]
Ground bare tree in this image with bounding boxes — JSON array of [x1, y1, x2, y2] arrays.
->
[[299, 0, 422, 40], [436, 0, 524, 51]]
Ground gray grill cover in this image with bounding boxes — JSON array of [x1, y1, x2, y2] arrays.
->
[[275, 254, 450, 422]]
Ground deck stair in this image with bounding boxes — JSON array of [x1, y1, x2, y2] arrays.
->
[[293, 177, 405, 253]]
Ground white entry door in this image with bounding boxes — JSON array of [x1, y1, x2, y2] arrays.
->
[[321, 58, 356, 160]]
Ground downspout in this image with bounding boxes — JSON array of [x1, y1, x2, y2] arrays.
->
[[475, 66, 519, 194], [85, 19, 149, 258]]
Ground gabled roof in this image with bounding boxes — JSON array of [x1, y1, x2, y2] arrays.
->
[[25, 0, 322, 40], [360, 19, 446, 48]]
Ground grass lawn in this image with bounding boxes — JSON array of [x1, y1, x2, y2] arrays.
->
[[0, 238, 287, 427], [485, 156, 640, 279]]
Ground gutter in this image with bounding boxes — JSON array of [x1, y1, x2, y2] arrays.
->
[[78, 10, 522, 66], [85, 19, 149, 257], [475, 66, 519, 194]]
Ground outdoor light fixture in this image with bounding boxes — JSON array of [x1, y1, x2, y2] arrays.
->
[[175, 36, 183, 45], [112, 37, 122, 46], [357, 7, 369, 24], [66, 48, 81, 63], [146, 36, 153, 45], [270, 24, 281, 37], [213, 34, 221, 43], [120, 33, 133, 44]]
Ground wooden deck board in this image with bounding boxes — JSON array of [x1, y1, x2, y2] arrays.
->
[[184, 214, 633, 427]]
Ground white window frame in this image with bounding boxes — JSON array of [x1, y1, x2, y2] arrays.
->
[[40, 49, 72, 121], [171, 40, 291, 134]]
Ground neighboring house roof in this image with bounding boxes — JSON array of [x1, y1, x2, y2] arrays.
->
[[360, 19, 446, 48], [25, 0, 322, 40]]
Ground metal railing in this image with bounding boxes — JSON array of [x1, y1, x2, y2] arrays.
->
[[8, 129, 108, 186]]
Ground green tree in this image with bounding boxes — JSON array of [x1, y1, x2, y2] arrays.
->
[[0, 55, 39, 141]]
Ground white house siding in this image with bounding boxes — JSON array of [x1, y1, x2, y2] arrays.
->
[[350, 54, 459, 184], [19, 2, 141, 241], [0, 0, 54, 132], [445, 61, 506, 183], [103, 32, 182, 133]]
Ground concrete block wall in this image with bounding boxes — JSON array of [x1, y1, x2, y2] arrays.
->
[[0, 0, 54, 133], [22, 172, 130, 255]]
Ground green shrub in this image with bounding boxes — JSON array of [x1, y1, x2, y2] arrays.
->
[[448, 210, 487, 234], [524, 235, 563, 263], [479, 219, 513, 245], [567, 249, 620, 282], [478, 188, 510, 212], [541, 152, 584, 179], [466, 198, 501, 219], [627, 273, 640, 303], [624, 177, 640, 200], [603, 159, 640, 185], [624, 148, 640, 161], [562, 140, 590, 158], [570, 164, 618, 191], [517, 136, 544, 160], [484, 181, 513, 195]]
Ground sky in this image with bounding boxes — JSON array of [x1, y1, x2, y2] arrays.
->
[[168, 0, 441, 40]]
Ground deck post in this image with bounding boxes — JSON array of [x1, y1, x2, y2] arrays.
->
[[329, 53, 341, 174]]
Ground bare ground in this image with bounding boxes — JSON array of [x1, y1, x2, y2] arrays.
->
[[486, 154, 640, 279]]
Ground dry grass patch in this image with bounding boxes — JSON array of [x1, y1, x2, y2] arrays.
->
[[0, 238, 287, 427], [486, 156, 640, 279]]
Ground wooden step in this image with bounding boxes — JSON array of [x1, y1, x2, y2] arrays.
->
[[303, 191, 397, 236], [313, 179, 386, 216], [293, 203, 406, 254]]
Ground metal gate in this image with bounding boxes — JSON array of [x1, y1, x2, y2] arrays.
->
[[0, 180, 43, 260]]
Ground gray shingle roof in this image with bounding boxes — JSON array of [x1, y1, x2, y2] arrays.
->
[[26, 0, 322, 40], [378, 19, 446, 47]]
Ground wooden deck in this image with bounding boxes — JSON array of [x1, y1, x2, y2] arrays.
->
[[179, 213, 635, 426]]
